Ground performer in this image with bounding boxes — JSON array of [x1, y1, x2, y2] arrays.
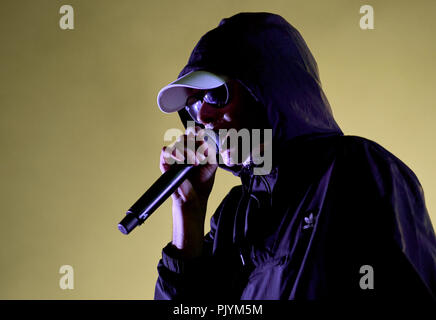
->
[[154, 12, 436, 300]]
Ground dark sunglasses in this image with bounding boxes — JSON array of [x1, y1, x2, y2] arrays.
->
[[185, 83, 230, 123]]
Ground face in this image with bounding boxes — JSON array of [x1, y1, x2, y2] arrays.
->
[[186, 80, 268, 166]]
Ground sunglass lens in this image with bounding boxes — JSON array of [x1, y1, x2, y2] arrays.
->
[[185, 99, 202, 123], [204, 84, 228, 106]]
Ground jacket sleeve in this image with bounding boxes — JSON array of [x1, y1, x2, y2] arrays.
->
[[154, 186, 242, 300], [297, 137, 436, 300], [153, 236, 215, 300], [359, 139, 436, 299]]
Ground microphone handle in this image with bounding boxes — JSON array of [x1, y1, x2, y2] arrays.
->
[[118, 164, 194, 235]]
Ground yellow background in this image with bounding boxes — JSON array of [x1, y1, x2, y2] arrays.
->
[[1, 0, 435, 299]]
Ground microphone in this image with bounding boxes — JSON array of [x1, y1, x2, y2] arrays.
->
[[118, 131, 218, 235]]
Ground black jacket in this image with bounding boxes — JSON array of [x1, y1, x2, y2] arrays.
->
[[154, 12, 436, 300]]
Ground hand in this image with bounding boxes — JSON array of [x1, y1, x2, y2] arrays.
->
[[160, 126, 218, 257], [160, 126, 218, 211]]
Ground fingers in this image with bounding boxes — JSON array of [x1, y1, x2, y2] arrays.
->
[[160, 127, 213, 171], [171, 179, 194, 203], [160, 146, 172, 173], [176, 134, 198, 165]]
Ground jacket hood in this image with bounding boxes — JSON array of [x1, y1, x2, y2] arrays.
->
[[177, 12, 342, 140], [176, 12, 343, 176]]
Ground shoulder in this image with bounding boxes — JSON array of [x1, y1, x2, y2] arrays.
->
[[334, 135, 424, 199], [339, 136, 413, 170]]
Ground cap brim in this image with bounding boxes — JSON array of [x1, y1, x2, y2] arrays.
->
[[157, 70, 228, 113]]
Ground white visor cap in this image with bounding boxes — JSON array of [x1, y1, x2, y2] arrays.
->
[[157, 70, 229, 113]]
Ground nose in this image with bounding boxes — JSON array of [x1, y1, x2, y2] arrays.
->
[[197, 102, 220, 125]]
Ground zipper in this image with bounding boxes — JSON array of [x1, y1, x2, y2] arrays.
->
[[238, 161, 254, 267]]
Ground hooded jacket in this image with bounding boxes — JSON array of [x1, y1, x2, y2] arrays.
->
[[154, 12, 436, 300]]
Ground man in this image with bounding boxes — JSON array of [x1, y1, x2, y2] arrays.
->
[[154, 12, 436, 300]]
